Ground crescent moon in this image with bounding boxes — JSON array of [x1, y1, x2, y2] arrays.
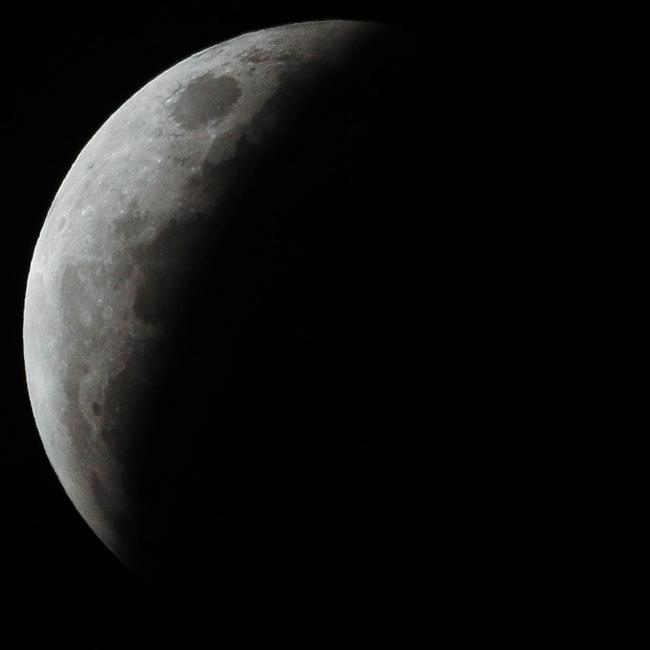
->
[[24, 20, 415, 577]]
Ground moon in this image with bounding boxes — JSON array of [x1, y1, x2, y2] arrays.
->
[[24, 21, 418, 582]]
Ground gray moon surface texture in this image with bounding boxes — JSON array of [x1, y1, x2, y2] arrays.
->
[[24, 20, 419, 582]]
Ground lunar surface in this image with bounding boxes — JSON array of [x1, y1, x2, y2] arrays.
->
[[24, 20, 419, 583]]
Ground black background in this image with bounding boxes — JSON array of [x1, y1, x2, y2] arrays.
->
[[1, 1, 437, 624]]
